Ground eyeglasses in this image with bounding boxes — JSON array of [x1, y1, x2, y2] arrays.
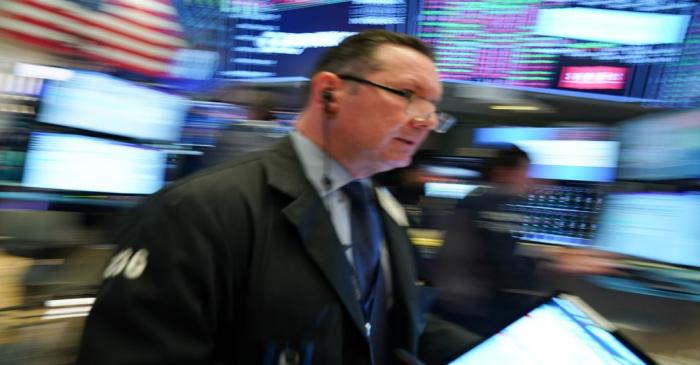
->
[[337, 74, 456, 133]]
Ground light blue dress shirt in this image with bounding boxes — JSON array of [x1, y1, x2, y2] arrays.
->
[[290, 131, 393, 306]]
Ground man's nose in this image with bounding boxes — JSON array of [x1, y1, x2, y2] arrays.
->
[[409, 113, 438, 130]]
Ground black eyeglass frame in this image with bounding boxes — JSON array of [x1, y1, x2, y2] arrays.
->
[[336, 74, 455, 133], [338, 74, 415, 101]]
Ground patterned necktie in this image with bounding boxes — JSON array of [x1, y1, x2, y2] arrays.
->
[[342, 181, 387, 364]]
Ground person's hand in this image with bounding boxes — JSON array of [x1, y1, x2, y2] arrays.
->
[[548, 248, 625, 275]]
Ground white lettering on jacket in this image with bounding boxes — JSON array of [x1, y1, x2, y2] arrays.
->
[[103, 248, 149, 280]]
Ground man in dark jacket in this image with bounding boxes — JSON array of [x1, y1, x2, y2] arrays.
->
[[431, 145, 537, 336], [431, 145, 621, 336], [76, 30, 475, 365]]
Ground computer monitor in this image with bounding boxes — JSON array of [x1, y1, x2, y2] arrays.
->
[[449, 293, 655, 364], [515, 184, 603, 247], [418, 1, 700, 107], [22, 132, 166, 195], [473, 127, 619, 182], [616, 109, 700, 181], [222, 0, 408, 80], [38, 71, 190, 141], [593, 192, 700, 268], [0, 115, 30, 185], [424, 182, 480, 199], [179, 101, 248, 147]]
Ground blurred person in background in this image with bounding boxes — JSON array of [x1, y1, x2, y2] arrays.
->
[[76, 30, 476, 365], [205, 95, 280, 167], [431, 144, 620, 336], [246, 95, 276, 122]]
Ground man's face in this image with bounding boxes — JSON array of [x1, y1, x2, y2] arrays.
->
[[494, 159, 531, 195], [333, 44, 442, 176], [511, 160, 531, 195]]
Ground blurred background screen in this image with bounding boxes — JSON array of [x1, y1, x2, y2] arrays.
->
[[616, 109, 700, 181], [418, 0, 700, 107], [223, 0, 408, 80], [0, 112, 30, 186], [22, 132, 166, 195], [473, 127, 619, 182], [179, 101, 249, 147], [594, 192, 700, 268], [38, 71, 190, 141]]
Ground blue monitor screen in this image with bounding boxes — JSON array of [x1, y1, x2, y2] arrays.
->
[[180, 101, 248, 147], [222, 0, 406, 80], [473, 127, 619, 182], [22, 133, 166, 195], [593, 193, 700, 268], [418, 1, 700, 107], [616, 109, 700, 181], [38, 71, 190, 141]]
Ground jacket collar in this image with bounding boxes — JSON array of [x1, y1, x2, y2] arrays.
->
[[263, 137, 418, 345], [264, 137, 367, 334]]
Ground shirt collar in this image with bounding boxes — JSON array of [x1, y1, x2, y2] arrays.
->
[[290, 131, 360, 197]]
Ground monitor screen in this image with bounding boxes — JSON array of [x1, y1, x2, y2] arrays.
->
[[180, 101, 248, 147], [616, 109, 700, 181], [222, 0, 407, 80], [593, 193, 700, 268], [0, 115, 30, 185], [424, 182, 480, 199], [22, 133, 166, 195], [418, 1, 700, 107], [38, 71, 190, 141], [473, 127, 619, 182], [515, 184, 603, 247], [449, 294, 652, 365]]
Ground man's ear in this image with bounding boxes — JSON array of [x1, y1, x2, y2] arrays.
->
[[311, 72, 342, 115], [322, 89, 333, 114]]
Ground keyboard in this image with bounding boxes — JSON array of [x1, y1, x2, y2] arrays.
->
[[510, 184, 603, 246]]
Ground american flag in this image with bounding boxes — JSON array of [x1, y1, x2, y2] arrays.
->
[[0, 0, 188, 77]]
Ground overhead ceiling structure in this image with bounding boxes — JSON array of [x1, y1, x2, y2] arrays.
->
[[209, 78, 662, 125]]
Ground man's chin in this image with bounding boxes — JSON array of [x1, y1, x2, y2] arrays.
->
[[365, 153, 414, 175], [383, 157, 412, 172]]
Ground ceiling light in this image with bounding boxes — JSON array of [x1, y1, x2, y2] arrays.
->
[[489, 105, 540, 111]]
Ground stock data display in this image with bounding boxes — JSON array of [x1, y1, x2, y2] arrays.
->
[[223, 0, 406, 79], [0, 117, 30, 185], [616, 109, 700, 181], [594, 193, 700, 268], [514, 184, 604, 247], [418, 0, 700, 106]]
